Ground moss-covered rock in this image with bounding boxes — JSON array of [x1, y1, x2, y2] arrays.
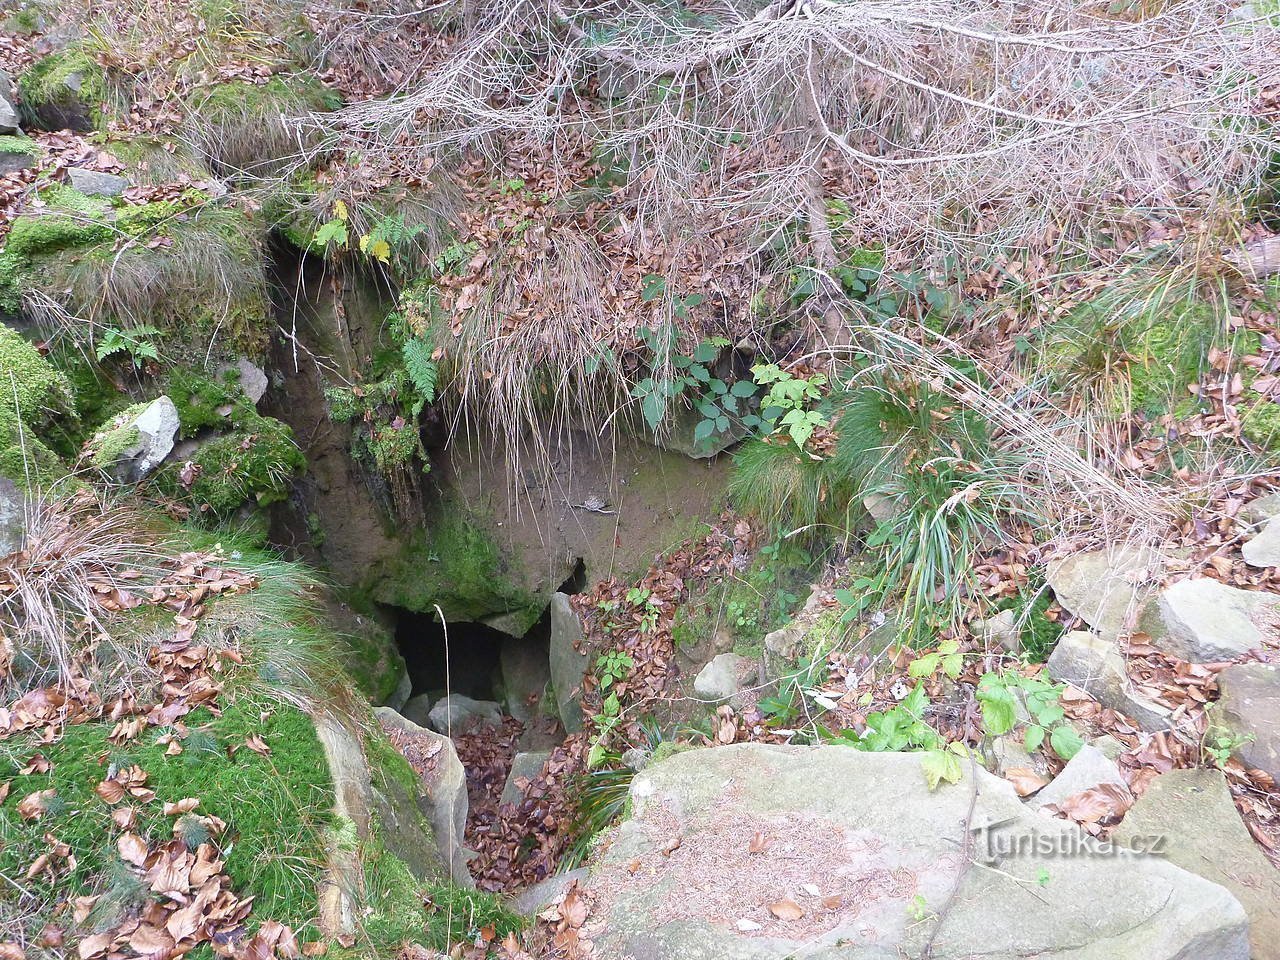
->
[[101, 134, 212, 186], [0, 133, 41, 175], [0, 323, 75, 485], [17, 47, 109, 131], [369, 508, 542, 633], [154, 412, 305, 518]]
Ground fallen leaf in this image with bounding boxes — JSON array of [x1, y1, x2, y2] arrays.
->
[[1005, 767, 1050, 797], [768, 899, 804, 921]]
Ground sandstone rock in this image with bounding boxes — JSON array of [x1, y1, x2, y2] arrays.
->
[[500, 750, 552, 806], [0, 95, 19, 134], [862, 491, 899, 524], [985, 733, 1048, 782], [500, 634, 551, 724], [427, 694, 503, 735], [1113, 767, 1280, 960], [95, 396, 180, 482], [0, 476, 25, 556], [400, 693, 433, 729], [386, 663, 411, 712], [762, 586, 827, 680], [374, 707, 472, 886], [218, 357, 269, 405], [582, 744, 1247, 959], [67, 167, 128, 197], [549, 592, 589, 733], [510, 867, 590, 916], [0, 69, 13, 104], [693, 652, 757, 702], [1241, 492, 1280, 525], [975, 609, 1020, 654], [1046, 631, 1172, 731], [1090, 734, 1125, 761], [0, 148, 36, 176], [1242, 516, 1280, 568], [1145, 578, 1277, 662], [1215, 662, 1280, 781], [1032, 744, 1130, 814], [1046, 545, 1156, 635]]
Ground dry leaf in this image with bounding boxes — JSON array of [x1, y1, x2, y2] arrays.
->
[[1005, 767, 1050, 797], [768, 899, 804, 921], [163, 798, 200, 815]]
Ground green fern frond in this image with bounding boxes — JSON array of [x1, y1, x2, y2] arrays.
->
[[401, 337, 438, 404]]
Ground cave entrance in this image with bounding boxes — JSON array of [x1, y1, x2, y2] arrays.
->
[[389, 559, 586, 705]]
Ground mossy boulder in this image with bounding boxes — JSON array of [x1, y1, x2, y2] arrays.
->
[[0, 133, 40, 175], [17, 48, 108, 131], [0, 322, 75, 485]]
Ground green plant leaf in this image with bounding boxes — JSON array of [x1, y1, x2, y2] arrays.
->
[[976, 678, 1018, 736], [1024, 724, 1045, 753], [920, 748, 963, 791], [1049, 724, 1084, 760]]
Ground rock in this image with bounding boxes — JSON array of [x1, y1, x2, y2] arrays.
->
[[1032, 744, 1130, 814], [218, 357, 268, 405], [975, 609, 1020, 654], [374, 707, 472, 886], [1144, 578, 1278, 662], [762, 586, 826, 680], [510, 867, 590, 916], [500, 635, 551, 724], [66, 167, 128, 197], [1243, 516, 1280, 568], [0, 69, 13, 104], [1046, 631, 1172, 731], [985, 733, 1048, 782], [400, 693, 433, 729], [657, 402, 750, 459], [1113, 767, 1280, 960], [427, 694, 503, 735], [1090, 734, 1125, 761], [0, 148, 36, 176], [1215, 662, 1280, 781], [583, 744, 1247, 959], [862, 491, 899, 523], [386, 664, 411, 712], [692, 652, 757, 702], [94, 396, 180, 482], [549, 592, 589, 734], [0, 476, 25, 556], [1241, 491, 1280, 525], [0, 95, 19, 134], [500, 750, 552, 806], [1046, 545, 1156, 635]]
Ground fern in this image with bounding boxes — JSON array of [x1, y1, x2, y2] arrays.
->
[[402, 337, 438, 408]]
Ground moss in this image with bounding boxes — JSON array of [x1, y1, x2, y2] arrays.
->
[[1124, 305, 1214, 416], [0, 134, 41, 156], [335, 615, 404, 705], [187, 77, 341, 175], [649, 741, 697, 766], [3, 209, 113, 259], [154, 413, 304, 518], [0, 323, 75, 485], [84, 401, 147, 469], [0, 695, 332, 939], [103, 136, 211, 186], [1242, 397, 1280, 449], [17, 48, 108, 128], [370, 509, 542, 631], [166, 366, 253, 437]]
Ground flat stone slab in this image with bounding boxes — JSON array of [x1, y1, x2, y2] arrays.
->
[[1113, 767, 1280, 960], [1144, 578, 1278, 662], [500, 750, 552, 806], [1047, 631, 1172, 731], [1243, 516, 1280, 568], [1215, 662, 1280, 782], [1047, 545, 1156, 636], [581, 744, 1248, 959]]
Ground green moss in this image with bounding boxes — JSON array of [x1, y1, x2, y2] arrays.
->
[[1242, 397, 1280, 449], [166, 366, 253, 437], [370, 509, 541, 630], [0, 323, 75, 485], [4, 209, 113, 258], [335, 619, 403, 704], [187, 77, 341, 175], [0, 134, 41, 156], [154, 413, 304, 518], [103, 136, 211, 186], [17, 48, 108, 127], [84, 401, 147, 469], [0, 695, 332, 938], [1124, 304, 1214, 416]]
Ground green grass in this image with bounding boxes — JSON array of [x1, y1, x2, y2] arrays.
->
[[727, 439, 855, 542]]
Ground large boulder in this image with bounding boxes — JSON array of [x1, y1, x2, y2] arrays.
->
[[0, 476, 25, 556], [374, 707, 472, 886], [0, 96, 19, 134], [1214, 662, 1280, 781], [581, 744, 1247, 959], [1143, 578, 1278, 662], [1113, 768, 1280, 960], [549, 592, 589, 733], [427, 693, 503, 735], [1046, 631, 1173, 731], [500, 634, 552, 724], [1046, 545, 1157, 635]]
